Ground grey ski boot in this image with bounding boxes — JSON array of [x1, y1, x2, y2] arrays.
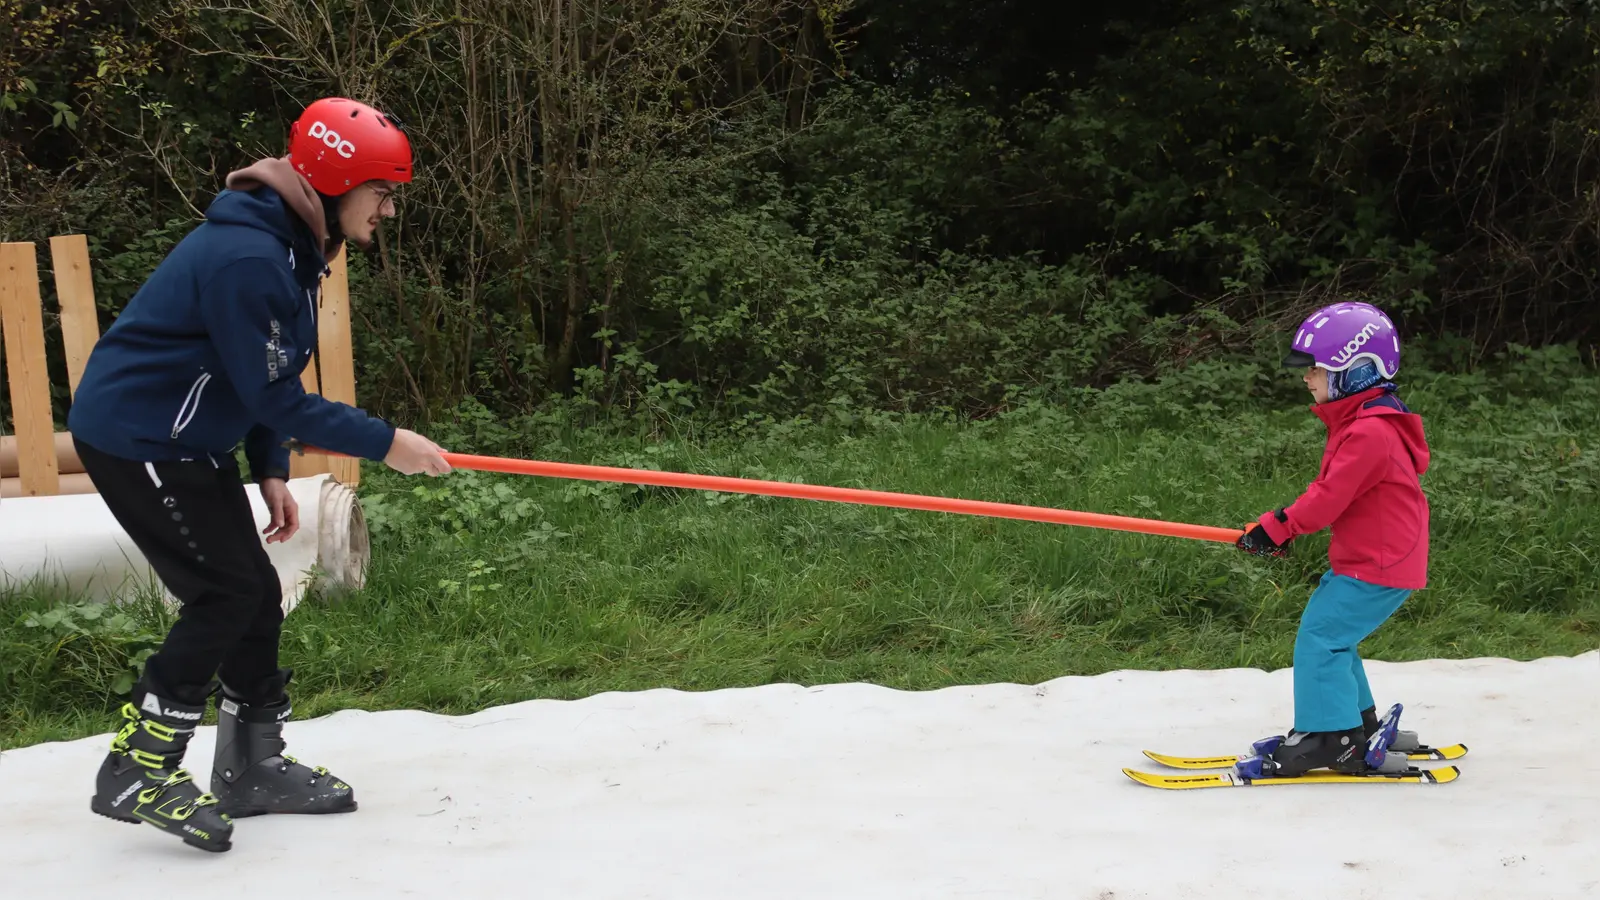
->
[[209, 669, 356, 818]]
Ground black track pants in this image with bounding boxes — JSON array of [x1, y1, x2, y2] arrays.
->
[[74, 437, 285, 704]]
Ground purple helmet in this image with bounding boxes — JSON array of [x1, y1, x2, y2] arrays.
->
[[1281, 301, 1400, 378]]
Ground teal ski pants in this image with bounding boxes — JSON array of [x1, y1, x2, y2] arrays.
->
[[1293, 570, 1411, 733]]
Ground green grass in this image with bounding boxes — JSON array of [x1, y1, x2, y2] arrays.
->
[[4, 365, 1598, 749]]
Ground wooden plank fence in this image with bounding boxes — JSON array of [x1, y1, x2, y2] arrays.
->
[[0, 236, 361, 497]]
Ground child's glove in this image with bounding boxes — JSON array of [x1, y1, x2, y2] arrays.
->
[[1237, 508, 1292, 557]]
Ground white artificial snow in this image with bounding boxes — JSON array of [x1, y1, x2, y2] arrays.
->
[[3, 652, 1597, 899]]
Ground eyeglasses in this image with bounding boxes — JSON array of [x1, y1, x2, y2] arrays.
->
[[366, 182, 398, 212]]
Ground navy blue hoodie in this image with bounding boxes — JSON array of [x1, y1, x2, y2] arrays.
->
[[67, 158, 395, 481]]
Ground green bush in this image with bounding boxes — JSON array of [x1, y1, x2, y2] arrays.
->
[[7, 3, 1599, 431]]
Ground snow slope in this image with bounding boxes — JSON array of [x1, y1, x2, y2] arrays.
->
[[4, 652, 1597, 899]]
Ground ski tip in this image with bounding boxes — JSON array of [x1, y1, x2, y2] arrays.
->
[[1427, 765, 1462, 784], [1122, 767, 1236, 790], [1141, 749, 1240, 769], [1123, 767, 1185, 789]]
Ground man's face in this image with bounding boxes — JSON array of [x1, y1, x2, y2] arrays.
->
[[338, 180, 398, 248]]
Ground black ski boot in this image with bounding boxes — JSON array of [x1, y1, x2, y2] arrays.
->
[[1263, 727, 1369, 777], [90, 677, 234, 853], [1240, 714, 1413, 779], [209, 669, 356, 818]]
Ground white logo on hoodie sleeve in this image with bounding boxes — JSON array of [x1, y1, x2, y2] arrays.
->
[[266, 319, 289, 382]]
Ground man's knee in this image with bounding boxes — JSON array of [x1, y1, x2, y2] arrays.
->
[[171, 568, 277, 643], [199, 574, 270, 618], [250, 578, 285, 630]]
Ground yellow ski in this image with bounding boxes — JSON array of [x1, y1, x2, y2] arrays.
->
[[1123, 764, 1461, 790], [1141, 742, 1467, 770]]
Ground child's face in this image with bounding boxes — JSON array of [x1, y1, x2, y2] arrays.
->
[[1303, 367, 1331, 404]]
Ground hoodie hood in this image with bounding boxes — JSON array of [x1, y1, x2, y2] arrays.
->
[[1313, 386, 1431, 476], [213, 157, 336, 259], [1364, 401, 1430, 476]]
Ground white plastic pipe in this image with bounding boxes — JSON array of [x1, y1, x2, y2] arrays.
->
[[0, 474, 369, 615]]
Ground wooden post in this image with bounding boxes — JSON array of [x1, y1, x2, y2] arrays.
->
[[49, 234, 101, 397], [288, 350, 331, 479], [316, 251, 361, 486], [0, 242, 61, 496]]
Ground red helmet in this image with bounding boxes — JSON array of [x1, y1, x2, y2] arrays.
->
[[287, 97, 413, 196]]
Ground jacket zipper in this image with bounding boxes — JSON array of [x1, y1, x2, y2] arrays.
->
[[171, 372, 212, 439]]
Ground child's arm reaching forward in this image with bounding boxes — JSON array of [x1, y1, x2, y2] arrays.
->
[[1239, 421, 1392, 556]]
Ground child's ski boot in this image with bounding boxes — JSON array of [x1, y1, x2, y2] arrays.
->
[[89, 676, 234, 852], [1358, 702, 1408, 770], [1236, 703, 1410, 778], [1363, 704, 1421, 752], [209, 669, 356, 818]]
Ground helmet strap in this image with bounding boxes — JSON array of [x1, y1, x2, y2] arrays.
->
[[317, 189, 347, 254]]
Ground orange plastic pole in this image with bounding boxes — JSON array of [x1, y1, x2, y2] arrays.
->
[[293, 445, 1245, 544]]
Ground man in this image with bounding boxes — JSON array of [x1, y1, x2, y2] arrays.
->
[[68, 97, 451, 853]]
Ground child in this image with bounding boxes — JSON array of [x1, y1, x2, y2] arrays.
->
[[1235, 301, 1431, 777]]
